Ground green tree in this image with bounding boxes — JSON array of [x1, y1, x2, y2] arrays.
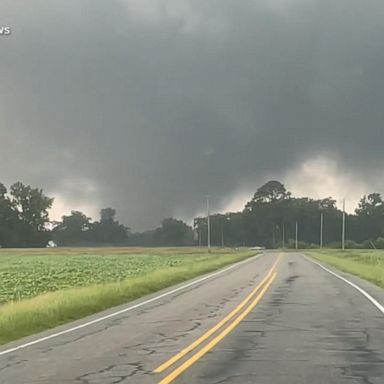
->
[[10, 182, 53, 232], [92, 208, 129, 244], [355, 193, 384, 241], [0, 183, 20, 247], [8, 182, 53, 247], [197, 213, 246, 247], [356, 193, 384, 216], [244, 180, 291, 247], [246, 180, 291, 205], [52, 211, 92, 246], [155, 218, 194, 246]]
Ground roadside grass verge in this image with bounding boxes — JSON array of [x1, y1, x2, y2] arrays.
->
[[307, 250, 384, 288], [0, 250, 255, 345]]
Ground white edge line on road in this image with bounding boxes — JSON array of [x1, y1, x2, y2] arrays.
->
[[0, 253, 263, 357], [304, 255, 384, 315]]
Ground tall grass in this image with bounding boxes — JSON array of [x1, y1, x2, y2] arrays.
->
[[308, 250, 384, 288], [0, 249, 254, 345]]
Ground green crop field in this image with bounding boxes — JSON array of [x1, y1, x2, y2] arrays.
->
[[0, 247, 223, 304], [308, 249, 384, 288], [0, 247, 255, 345]]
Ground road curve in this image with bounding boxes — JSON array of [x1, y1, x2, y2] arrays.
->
[[1, 252, 384, 383]]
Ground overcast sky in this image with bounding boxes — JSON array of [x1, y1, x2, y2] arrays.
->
[[1, 0, 384, 230]]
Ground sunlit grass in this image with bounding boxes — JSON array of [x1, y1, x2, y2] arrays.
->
[[0, 248, 254, 345], [308, 250, 384, 288]]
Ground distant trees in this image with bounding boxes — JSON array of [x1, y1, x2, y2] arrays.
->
[[52, 211, 92, 245], [242, 184, 345, 247], [243, 180, 291, 247], [130, 218, 194, 247], [247, 180, 291, 204], [195, 181, 384, 249], [52, 208, 129, 246], [1, 179, 384, 248], [154, 218, 194, 246], [0, 183, 18, 247], [0, 181, 131, 248], [0, 182, 53, 247], [352, 193, 384, 242], [194, 213, 245, 247], [91, 208, 129, 245], [129, 229, 156, 246]]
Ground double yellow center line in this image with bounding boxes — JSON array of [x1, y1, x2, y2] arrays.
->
[[154, 254, 281, 383]]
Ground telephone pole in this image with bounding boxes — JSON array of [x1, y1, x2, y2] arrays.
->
[[206, 196, 211, 251], [342, 198, 346, 251], [295, 221, 298, 250], [320, 211, 324, 249], [221, 226, 224, 247]]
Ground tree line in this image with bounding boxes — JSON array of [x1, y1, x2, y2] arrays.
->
[[0, 181, 193, 247], [0, 182, 129, 247], [194, 180, 384, 249], [1, 180, 384, 248]]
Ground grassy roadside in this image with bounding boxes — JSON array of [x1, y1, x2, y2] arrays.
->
[[307, 250, 384, 289], [0, 250, 255, 345]]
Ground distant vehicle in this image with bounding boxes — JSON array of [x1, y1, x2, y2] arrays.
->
[[250, 246, 266, 250]]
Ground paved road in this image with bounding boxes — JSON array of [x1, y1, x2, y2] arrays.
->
[[1, 253, 384, 383]]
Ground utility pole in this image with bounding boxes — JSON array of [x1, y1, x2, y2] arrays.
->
[[295, 221, 298, 250], [206, 196, 211, 251], [320, 211, 324, 249], [282, 223, 285, 249], [342, 198, 346, 251], [221, 225, 224, 247]]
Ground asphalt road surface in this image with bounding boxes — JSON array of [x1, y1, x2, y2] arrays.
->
[[1, 252, 384, 384]]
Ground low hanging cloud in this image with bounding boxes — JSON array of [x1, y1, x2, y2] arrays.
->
[[1, 0, 384, 229]]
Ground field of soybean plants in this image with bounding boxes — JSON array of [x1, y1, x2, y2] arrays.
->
[[0, 247, 247, 305], [0, 247, 255, 344]]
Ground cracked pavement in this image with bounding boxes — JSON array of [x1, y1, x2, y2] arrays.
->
[[1, 253, 384, 383]]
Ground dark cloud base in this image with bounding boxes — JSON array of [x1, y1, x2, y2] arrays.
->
[[1, 0, 384, 229]]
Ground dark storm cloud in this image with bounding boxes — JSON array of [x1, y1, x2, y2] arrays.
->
[[1, 0, 384, 229]]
